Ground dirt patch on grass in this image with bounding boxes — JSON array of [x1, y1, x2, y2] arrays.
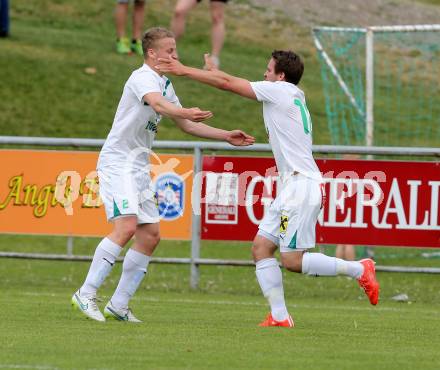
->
[[249, 0, 440, 27]]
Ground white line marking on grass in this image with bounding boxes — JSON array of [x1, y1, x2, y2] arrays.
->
[[0, 365, 111, 370], [0, 365, 59, 369], [20, 291, 428, 314], [134, 296, 413, 313]]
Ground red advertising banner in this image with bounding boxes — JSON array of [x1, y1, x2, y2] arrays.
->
[[201, 156, 440, 248]]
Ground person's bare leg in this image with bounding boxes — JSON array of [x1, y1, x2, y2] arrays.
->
[[336, 244, 356, 261], [344, 245, 356, 261], [335, 244, 344, 259], [170, 0, 198, 40], [209, 1, 225, 65], [108, 216, 138, 247], [132, 0, 145, 41], [132, 222, 161, 256], [115, 2, 129, 39]]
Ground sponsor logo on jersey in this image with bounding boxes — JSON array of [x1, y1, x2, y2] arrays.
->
[[154, 173, 184, 220], [280, 213, 288, 239], [146, 120, 158, 133]]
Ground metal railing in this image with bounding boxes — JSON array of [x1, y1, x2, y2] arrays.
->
[[1, 136, 440, 286]]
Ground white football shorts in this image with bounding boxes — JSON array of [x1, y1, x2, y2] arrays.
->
[[97, 166, 159, 224], [258, 173, 324, 252]]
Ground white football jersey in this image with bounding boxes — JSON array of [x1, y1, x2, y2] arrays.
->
[[250, 81, 322, 181], [98, 64, 181, 171]]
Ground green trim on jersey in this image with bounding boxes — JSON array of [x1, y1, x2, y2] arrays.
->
[[288, 231, 297, 249], [113, 199, 121, 218], [162, 79, 171, 96], [294, 98, 312, 134]]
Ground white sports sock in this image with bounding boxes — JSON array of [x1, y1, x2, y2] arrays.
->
[[255, 258, 289, 321], [335, 259, 364, 279], [302, 252, 364, 278], [111, 248, 150, 310], [80, 237, 122, 297]]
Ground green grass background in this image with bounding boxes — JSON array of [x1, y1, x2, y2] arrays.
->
[[0, 0, 329, 143], [1, 253, 440, 370]]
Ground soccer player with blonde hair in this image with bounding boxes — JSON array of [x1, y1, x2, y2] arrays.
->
[[72, 27, 255, 322]]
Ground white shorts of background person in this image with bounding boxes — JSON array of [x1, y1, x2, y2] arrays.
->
[[98, 167, 160, 224], [257, 173, 323, 252]]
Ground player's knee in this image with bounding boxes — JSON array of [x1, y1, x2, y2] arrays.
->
[[281, 253, 303, 273], [120, 224, 137, 240], [174, 6, 189, 19], [211, 11, 224, 25], [251, 243, 259, 260], [112, 225, 136, 246], [282, 261, 300, 273], [142, 228, 160, 248], [252, 242, 269, 261], [150, 232, 160, 247]]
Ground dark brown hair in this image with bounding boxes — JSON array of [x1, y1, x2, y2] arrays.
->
[[142, 27, 175, 58], [271, 50, 304, 85]]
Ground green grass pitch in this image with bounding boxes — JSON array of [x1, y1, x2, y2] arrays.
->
[[1, 1, 440, 369], [1, 239, 440, 370]]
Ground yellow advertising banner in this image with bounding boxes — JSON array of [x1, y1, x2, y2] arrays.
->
[[0, 150, 193, 239]]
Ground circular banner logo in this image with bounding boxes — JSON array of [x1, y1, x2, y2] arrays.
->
[[154, 173, 184, 220]]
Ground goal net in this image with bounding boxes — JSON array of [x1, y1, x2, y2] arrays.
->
[[313, 25, 440, 147]]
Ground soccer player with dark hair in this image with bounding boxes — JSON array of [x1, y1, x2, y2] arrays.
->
[[156, 50, 380, 327]]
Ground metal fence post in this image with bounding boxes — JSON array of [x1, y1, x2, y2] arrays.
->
[[67, 236, 74, 256], [366, 27, 374, 148], [190, 146, 202, 289]]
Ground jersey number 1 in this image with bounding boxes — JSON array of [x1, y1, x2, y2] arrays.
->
[[294, 99, 312, 134]]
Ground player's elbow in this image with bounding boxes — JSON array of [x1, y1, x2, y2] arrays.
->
[[150, 101, 165, 115], [151, 101, 175, 118], [174, 118, 195, 135], [181, 121, 198, 135]]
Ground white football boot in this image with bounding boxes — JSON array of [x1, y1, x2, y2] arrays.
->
[[104, 301, 142, 323], [71, 290, 105, 322]]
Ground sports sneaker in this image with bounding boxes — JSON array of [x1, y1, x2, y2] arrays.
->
[[104, 301, 142, 323], [258, 313, 294, 328], [116, 37, 131, 54], [131, 39, 143, 56], [71, 290, 105, 322], [358, 258, 380, 305]]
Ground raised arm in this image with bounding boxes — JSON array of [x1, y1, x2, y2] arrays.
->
[[143, 92, 213, 122], [156, 55, 257, 100]]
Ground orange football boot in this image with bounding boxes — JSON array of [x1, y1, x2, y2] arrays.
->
[[259, 313, 294, 328], [358, 258, 380, 305]]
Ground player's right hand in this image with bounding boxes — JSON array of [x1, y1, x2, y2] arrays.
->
[[156, 56, 186, 76], [185, 107, 213, 122]]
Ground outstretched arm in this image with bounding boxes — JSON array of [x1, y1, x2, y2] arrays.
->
[[173, 117, 255, 146], [144, 92, 213, 122], [156, 55, 257, 100]]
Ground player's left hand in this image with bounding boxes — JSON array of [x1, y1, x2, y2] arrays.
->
[[156, 56, 186, 76], [226, 130, 255, 146]]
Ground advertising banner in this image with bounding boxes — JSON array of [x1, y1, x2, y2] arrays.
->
[[201, 156, 440, 248], [0, 150, 193, 239]]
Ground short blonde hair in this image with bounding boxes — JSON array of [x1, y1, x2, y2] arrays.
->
[[142, 27, 175, 58]]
